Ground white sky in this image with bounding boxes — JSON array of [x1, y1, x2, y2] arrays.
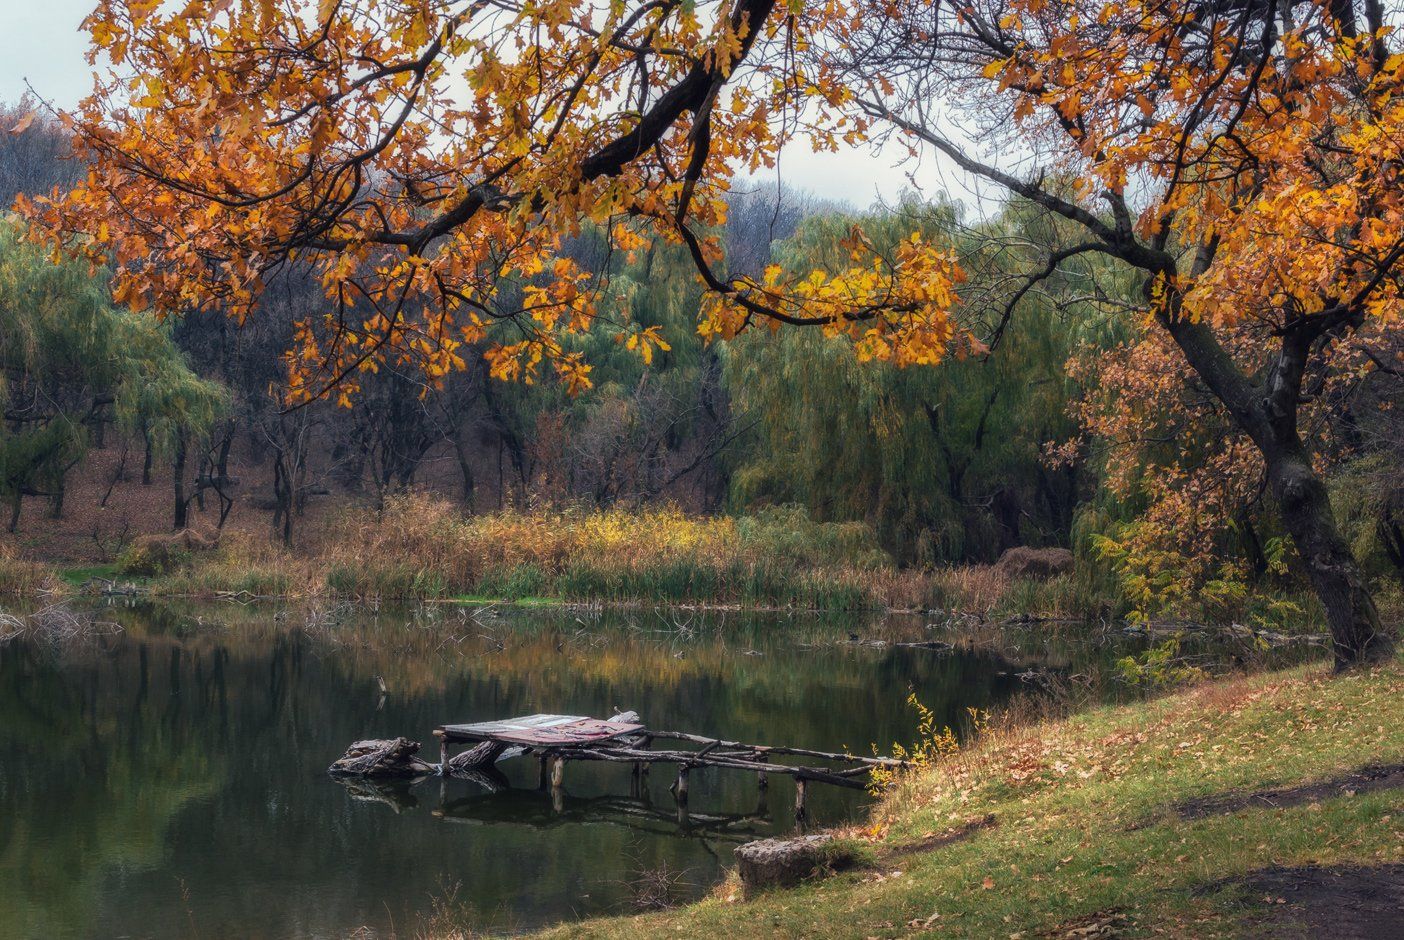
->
[[0, 0, 955, 209]]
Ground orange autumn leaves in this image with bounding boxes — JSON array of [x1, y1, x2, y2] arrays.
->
[[20, 0, 1403, 408], [979, 0, 1404, 332], [18, 0, 963, 404]]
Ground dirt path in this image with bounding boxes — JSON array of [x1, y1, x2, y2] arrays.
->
[[1221, 864, 1404, 939], [1174, 763, 1404, 820]]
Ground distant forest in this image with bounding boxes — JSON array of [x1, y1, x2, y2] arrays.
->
[[3, 97, 1402, 589]]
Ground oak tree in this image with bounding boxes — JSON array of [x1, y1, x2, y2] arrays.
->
[[823, 0, 1403, 666]]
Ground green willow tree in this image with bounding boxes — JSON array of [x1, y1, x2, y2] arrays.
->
[[726, 199, 1121, 562], [0, 219, 224, 532]]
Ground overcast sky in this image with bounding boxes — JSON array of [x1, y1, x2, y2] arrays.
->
[[0, 0, 961, 209]]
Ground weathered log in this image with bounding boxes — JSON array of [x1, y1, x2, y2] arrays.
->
[[608, 709, 650, 748], [328, 737, 437, 777], [644, 730, 903, 768], [446, 739, 509, 772], [560, 744, 872, 790]]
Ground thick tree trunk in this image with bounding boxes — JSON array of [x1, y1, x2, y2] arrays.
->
[[1379, 507, 1404, 581], [1159, 312, 1395, 671], [1264, 445, 1394, 670]]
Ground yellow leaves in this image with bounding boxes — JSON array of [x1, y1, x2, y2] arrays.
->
[[611, 223, 649, 254], [704, 228, 963, 369], [623, 325, 672, 365], [554, 352, 593, 396], [8, 109, 36, 135], [49, 0, 1404, 418]]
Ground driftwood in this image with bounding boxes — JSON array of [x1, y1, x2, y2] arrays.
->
[[643, 730, 902, 769], [328, 737, 437, 777], [446, 740, 512, 771], [566, 744, 871, 790]]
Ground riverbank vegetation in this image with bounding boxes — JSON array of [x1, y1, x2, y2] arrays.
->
[[23, 494, 1384, 640], [2, 182, 1398, 639], [545, 657, 1404, 939], [14, 0, 1404, 669]]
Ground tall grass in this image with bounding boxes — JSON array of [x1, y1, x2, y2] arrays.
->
[[115, 497, 1135, 613], [314, 496, 895, 607], [100, 494, 1365, 625], [146, 531, 310, 597], [0, 543, 62, 597]]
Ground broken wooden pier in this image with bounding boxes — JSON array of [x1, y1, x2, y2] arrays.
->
[[429, 712, 904, 820]]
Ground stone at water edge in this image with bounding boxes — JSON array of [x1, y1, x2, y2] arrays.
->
[[994, 546, 1074, 580], [734, 834, 838, 894]]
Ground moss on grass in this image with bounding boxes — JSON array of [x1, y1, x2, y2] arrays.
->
[[57, 563, 120, 587]]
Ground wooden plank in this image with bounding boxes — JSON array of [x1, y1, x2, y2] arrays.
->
[[439, 714, 644, 747]]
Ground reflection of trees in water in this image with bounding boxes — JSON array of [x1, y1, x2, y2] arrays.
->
[[0, 598, 1051, 937], [84, 599, 1041, 748], [0, 639, 226, 939]]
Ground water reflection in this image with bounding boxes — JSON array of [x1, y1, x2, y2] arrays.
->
[[0, 599, 1114, 938]]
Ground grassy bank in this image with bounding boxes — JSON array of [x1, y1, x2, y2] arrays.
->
[[0, 496, 1370, 632], [103, 498, 904, 609], [91, 496, 1077, 612], [540, 659, 1403, 938]]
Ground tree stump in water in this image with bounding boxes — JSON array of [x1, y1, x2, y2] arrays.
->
[[327, 737, 437, 777]]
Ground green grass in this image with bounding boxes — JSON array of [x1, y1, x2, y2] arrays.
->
[[540, 658, 1404, 938], [57, 563, 121, 586], [446, 593, 565, 607]]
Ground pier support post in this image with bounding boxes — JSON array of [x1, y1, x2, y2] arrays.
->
[[756, 753, 769, 791], [538, 753, 550, 790], [549, 753, 566, 790], [794, 777, 808, 825], [670, 765, 690, 806], [438, 734, 449, 776]]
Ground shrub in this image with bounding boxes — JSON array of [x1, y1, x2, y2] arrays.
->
[[117, 537, 192, 577]]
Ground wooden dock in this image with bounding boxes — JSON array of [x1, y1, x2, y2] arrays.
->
[[432, 712, 903, 820]]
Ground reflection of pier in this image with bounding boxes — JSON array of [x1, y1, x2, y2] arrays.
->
[[436, 789, 772, 842], [330, 776, 773, 848]]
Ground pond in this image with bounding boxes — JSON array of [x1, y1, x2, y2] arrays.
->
[[1, 599, 1142, 938]]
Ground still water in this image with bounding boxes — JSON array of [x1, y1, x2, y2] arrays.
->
[[1, 600, 1119, 938]]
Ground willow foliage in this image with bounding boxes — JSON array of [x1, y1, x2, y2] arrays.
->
[[0, 219, 224, 526], [725, 200, 1112, 563]]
